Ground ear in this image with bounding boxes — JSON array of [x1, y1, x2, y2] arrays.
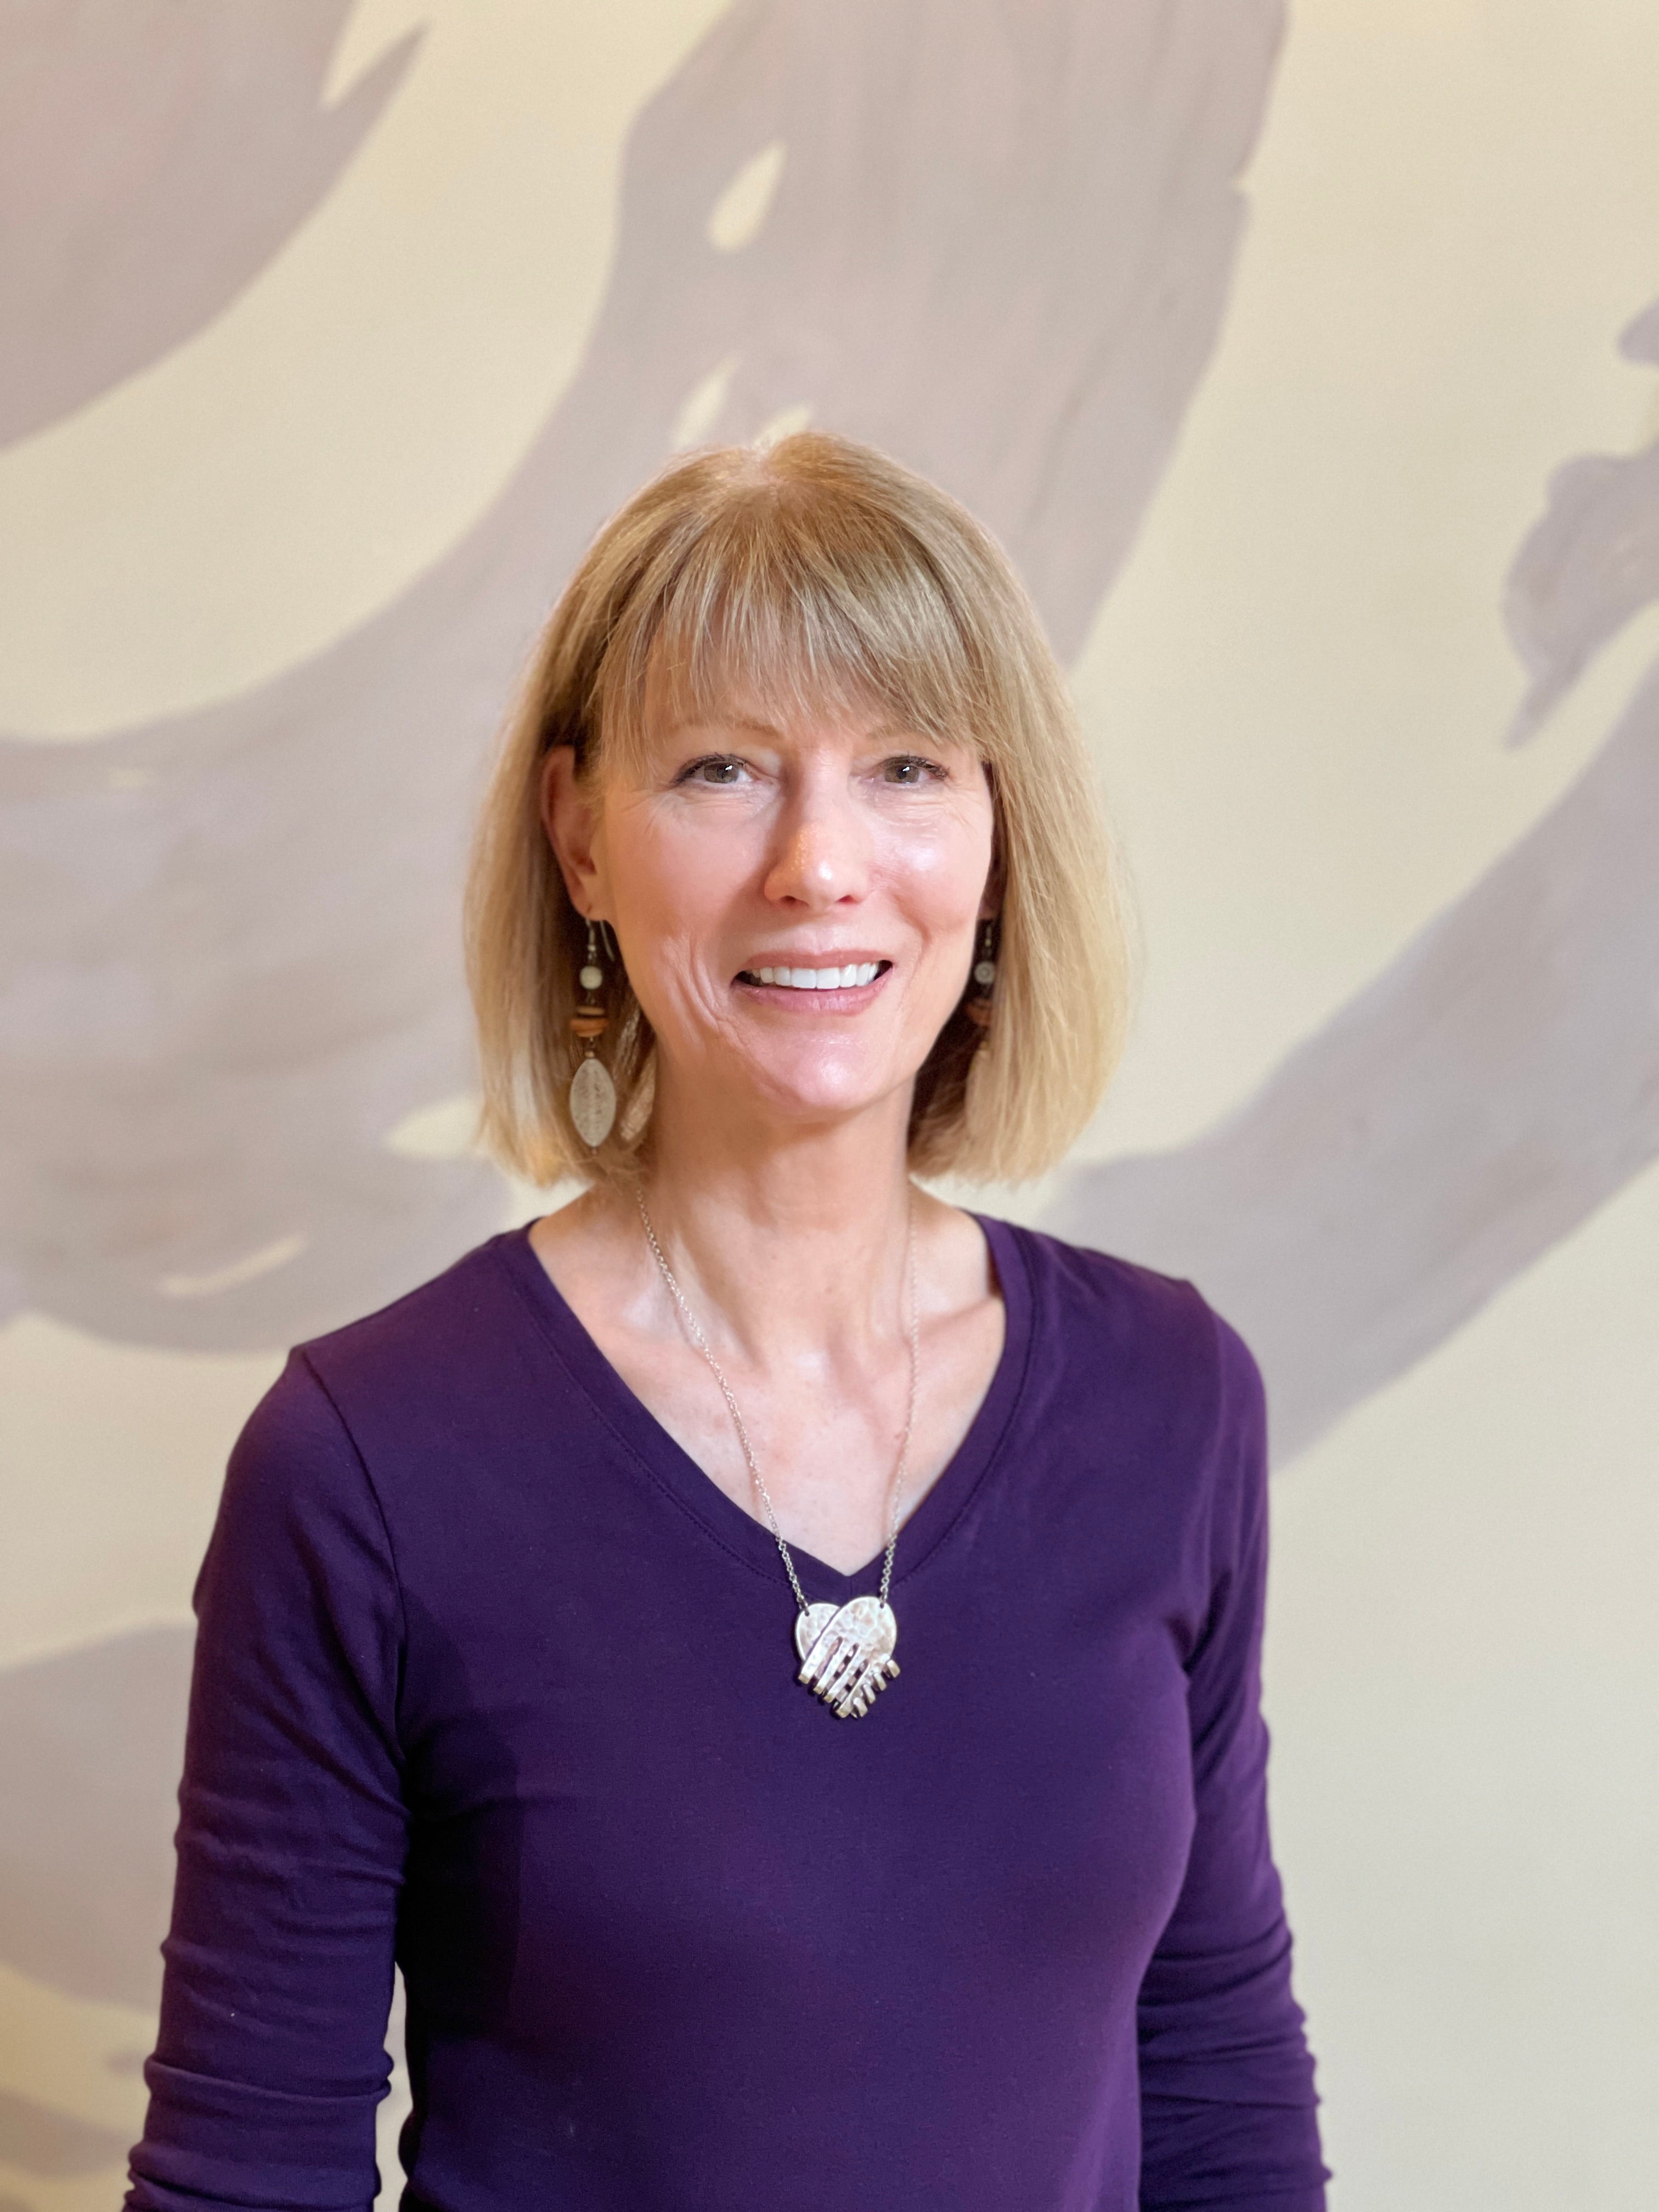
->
[[978, 772, 1003, 921], [540, 746, 608, 919]]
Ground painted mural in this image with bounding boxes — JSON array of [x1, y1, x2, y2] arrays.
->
[[0, 2, 421, 448], [1068, 315, 1659, 1459], [1, 0, 1284, 1354], [1, 1, 1655, 2202]]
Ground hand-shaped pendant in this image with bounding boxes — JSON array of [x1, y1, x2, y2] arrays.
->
[[794, 1595, 900, 1718]]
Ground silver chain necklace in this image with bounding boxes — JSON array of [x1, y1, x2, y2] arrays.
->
[[635, 1189, 918, 1719]]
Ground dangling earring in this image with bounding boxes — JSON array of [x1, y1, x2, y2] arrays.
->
[[965, 918, 997, 1032], [568, 918, 617, 1147]]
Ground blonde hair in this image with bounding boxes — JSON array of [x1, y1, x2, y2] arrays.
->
[[464, 432, 1131, 1186]]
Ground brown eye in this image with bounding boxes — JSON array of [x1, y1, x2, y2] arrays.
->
[[882, 755, 942, 786]]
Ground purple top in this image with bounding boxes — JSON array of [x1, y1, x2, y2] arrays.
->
[[128, 1215, 1326, 2211]]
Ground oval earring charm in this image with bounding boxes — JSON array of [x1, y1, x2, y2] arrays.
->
[[569, 1056, 617, 1147], [568, 917, 617, 1147]]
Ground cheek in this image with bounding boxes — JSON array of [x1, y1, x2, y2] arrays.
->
[[884, 808, 995, 926], [603, 823, 749, 1028], [609, 818, 742, 939]]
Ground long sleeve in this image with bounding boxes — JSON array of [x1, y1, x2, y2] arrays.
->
[[127, 1350, 409, 2211], [1135, 1318, 1328, 2210]]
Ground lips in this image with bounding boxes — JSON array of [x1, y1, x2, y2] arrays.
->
[[737, 961, 884, 990]]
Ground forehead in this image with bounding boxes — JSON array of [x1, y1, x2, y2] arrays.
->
[[660, 692, 917, 746], [610, 651, 975, 771], [594, 571, 994, 786]]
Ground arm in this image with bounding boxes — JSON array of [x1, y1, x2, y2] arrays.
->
[[1136, 1319, 1327, 2211], [127, 1351, 408, 2211]]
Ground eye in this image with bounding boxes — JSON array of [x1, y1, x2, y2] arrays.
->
[[881, 754, 946, 786], [677, 754, 748, 786]]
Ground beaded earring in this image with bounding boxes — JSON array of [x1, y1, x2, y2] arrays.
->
[[965, 918, 997, 1031], [568, 919, 617, 1147]]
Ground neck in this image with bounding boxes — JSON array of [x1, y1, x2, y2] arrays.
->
[[629, 1076, 917, 1365]]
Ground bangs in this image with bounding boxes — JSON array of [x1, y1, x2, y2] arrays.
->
[[590, 469, 1002, 778]]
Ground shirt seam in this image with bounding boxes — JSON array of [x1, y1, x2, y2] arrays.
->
[[294, 1344, 415, 1726], [1183, 1302, 1258, 1680]]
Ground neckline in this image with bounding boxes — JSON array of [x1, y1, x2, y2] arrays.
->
[[493, 1209, 1034, 1605]]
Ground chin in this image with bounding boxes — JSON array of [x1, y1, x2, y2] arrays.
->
[[740, 1047, 911, 1128]]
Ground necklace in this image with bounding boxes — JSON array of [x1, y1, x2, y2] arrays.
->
[[635, 1189, 918, 1719]]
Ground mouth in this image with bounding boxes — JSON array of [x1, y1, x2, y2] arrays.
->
[[734, 958, 892, 999]]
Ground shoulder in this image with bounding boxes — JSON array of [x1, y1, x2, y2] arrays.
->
[[985, 1215, 1266, 1475], [224, 1226, 543, 1507], [991, 1216, 1255, 1383], [285, 1223, 539, 1421]]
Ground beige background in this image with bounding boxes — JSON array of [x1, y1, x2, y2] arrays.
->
[[2, 2, 1657, 2203]]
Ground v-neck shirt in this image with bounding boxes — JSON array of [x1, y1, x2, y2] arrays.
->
[[521, 1211, 1023, 1604], [128, 1215, 1327, 2212]]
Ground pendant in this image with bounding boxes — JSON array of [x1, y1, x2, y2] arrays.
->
[[794, 1595, 900, 1718], [569, 1056, 616, 1147]]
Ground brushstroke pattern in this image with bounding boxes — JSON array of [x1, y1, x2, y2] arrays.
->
[[1050, 296, 1659, 1458], [0, 0, 1283, 1351], [0, 0, 420, 445], [0, 7, 1287, 2093]]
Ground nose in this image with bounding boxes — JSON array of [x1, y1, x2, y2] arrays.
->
[[761, 771, 871, 909]]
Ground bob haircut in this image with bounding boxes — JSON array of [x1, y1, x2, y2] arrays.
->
[[464, 431, 1131, 1187]]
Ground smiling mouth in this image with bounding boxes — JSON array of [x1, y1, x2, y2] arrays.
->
[[735, 961, 890, 991]]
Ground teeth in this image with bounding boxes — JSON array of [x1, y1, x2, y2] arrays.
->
[[750, 963, 880, 989]]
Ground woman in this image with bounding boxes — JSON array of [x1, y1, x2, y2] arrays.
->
[[128, 433, 1327, 2210]]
